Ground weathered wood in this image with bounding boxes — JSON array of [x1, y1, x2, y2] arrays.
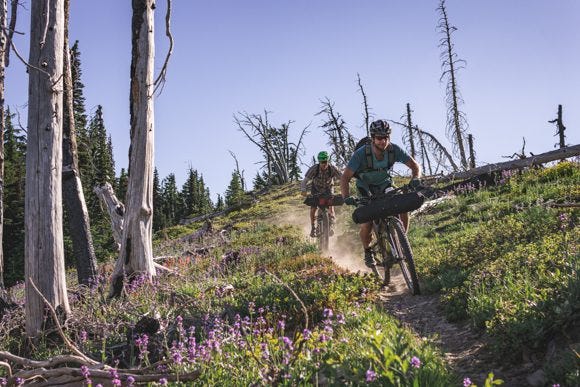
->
[[0, 0, 7, 291], [435, 144, 580, 183], [94, 182, 124, 250], [62, 0, 97, 286], [110, 0, 156, 298], [24, 0, 69, 337]]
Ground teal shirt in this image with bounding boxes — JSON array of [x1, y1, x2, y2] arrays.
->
[[347, 143, 411, 194]]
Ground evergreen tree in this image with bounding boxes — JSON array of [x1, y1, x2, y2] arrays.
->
[[2, 109, 26, 285], [253, 171, 269, 191], [215, 194, 225, 212], [117, 168, 128, 204], [225, 171, 245, 207], [160, 174, 180, 227], [152, 168, 163, 231], [70, 41, 91, 190]]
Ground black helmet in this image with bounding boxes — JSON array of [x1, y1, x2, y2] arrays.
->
[[369, 119, 391, 137]]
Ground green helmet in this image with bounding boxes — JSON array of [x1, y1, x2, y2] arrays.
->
[[317, 151, 329, 162]]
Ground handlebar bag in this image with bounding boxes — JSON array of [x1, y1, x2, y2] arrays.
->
[[352, 192, 424, 224]]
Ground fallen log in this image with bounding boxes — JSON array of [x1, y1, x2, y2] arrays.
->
[[434, 144, 580, 183]]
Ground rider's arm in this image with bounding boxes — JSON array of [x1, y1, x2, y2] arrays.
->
[[340, 167, 355, 198], [300, 166, 314, 193], [405, 158, 422, 179]]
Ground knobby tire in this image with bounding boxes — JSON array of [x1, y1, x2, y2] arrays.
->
[[389, 219, 420, 295], [318, 210, 330, 252]]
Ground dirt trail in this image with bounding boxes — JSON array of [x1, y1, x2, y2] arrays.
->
[[285, 206, 538, 385]]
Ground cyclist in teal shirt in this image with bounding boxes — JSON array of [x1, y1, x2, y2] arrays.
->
[[341, 119, 421, 268]]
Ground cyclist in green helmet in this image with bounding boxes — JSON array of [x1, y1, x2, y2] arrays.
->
[[301, 151, 342, 237]]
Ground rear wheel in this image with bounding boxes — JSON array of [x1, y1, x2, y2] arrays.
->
[[388, 219, 420, 295], [318, 210, 330, 252]]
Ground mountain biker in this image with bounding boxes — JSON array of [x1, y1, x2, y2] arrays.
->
[[340, 119, 422, 268], [301, 151, 342, 237]]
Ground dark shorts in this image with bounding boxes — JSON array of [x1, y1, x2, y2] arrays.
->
[[310, 186, 332, 207]]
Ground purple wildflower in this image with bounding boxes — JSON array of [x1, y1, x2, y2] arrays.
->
[[463, 377, 473, 387], [171, 341, 184, 364], [323, 308, 333, 318], [410, 356, 421, 368], [159, 378, 168, 385], [365, 369, 377, 383], [302, 328, 312, 340], [14, 378, 23, 386], [80, 365, 90, 379], [552, 384, 560, 387], [277, 320, 286, 331], [260, 342, 270, 360], [336, 314, 346, 324], [80, 330, 88, 343], [282, 336, 294, 350], [0, 378, 6, 386], [127, 376, 135, 386]]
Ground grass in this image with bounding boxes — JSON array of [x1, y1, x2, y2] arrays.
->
[[410, 161, 579, 382]]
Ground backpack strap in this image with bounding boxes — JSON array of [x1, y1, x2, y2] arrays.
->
[[354, 144, 395, 178]]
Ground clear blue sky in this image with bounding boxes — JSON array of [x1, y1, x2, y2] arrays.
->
[[5, 1, 580, 200]]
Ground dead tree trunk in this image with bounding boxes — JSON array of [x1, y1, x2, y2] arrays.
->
[[94, 182, 124, 251], [62, 0, 97, 286], [357, 73, 370, 137], [25, 0, 70, 337], [405, 103, 416, 158], [437, 144, 580, 183], [438, 0, 469, 170], [468, 134, 475, 169], [548, 104, 566, 149], [416, 126, 433, 175], [110, 0, 156, 298], [0, 0, 7, 292]]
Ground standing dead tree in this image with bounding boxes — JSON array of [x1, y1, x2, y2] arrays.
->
[[356, 73, 372, 137], [548, 104, 566, 149], [62, 0, 97, 286], [0, 0, 8, 293], [467, 134, 476, 168], [234, 111, 307, 185], [110, 0, 156, 299], [390, 119, 458, 174], [403, 103, 417, 159], [316, 98, 355, 168], [437, 0, 469, 170], [25, 0, 70, 337]]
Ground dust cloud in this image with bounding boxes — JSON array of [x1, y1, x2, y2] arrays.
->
[[280, 206, 372, 275]]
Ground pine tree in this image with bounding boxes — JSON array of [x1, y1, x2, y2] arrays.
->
[[116, 168, 128, 204], [215, 194, 225, 212], [160, 173, 179, 227], [152, 168, 163, 231], [2, 109, 26, 286], [225, 171, 244, 207]]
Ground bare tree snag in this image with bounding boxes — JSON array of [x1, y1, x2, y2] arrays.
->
[[0, 0, 7, 292], [356, 73, 371, 137], [438, 0, 469, 170], [24, 0, 70, 337], [316, 98, 355, 168], [548, 104, 566, 149], [468, 133, 475, 168], [228, 150, 245, 191], [404, 103, 416, 158], [437, 144, 580, 183], [62, 0, 97, 286], [110, 0, 156, 298], [94, 182, 124, 250]]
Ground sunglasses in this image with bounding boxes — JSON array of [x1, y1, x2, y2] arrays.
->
[[374, 136, 389, 141]]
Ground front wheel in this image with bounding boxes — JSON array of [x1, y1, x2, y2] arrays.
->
[[388, 219, 420, 295], [318, 210, 330, 252]]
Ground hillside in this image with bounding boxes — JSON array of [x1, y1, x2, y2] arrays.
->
[[0, 162, 578, 386]]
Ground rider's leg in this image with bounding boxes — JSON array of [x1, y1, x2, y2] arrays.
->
[[400, 212, 409, 233], [310, 207, 317, 236], [361, 222, 375, 267]]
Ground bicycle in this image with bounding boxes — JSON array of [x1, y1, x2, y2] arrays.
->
[[304, 193, 343, 252], [347, 185, 427, 294]]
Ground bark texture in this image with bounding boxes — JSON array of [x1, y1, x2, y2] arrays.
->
[[0, 0, 7, 291], [110, 0, 156, 297], [62, 0, 97, 286], [25, 0, 70, 336]]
